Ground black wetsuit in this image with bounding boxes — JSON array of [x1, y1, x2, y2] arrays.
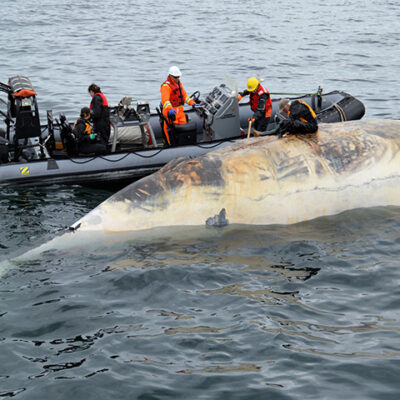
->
[[282, 100, 318, 134], [72, 117, 106, 155], [90, 93, 111, 144]]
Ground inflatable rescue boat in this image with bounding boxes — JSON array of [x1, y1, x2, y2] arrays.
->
[[0, 76, 365, 188]]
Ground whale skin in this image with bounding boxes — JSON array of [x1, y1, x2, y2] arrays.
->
[[71, 119, 400, 232]]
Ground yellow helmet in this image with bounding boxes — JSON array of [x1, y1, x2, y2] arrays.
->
[[247, 77, 259, 92]]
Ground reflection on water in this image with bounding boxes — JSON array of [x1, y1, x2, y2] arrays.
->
[[1, 0, 400, 395], [283, 344, 400, 360], [177, 363, 262, 375], [1, 207, 400, 397]]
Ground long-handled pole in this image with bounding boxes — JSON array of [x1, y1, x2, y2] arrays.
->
[[247, 119, 252, 139]]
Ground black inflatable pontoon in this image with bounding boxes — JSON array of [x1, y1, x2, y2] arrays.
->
[[0, 76, 365, 188]]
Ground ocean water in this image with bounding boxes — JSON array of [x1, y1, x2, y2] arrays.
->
[[1, 1, 400, 399]]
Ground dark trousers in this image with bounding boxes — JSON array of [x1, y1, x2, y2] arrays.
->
[[254, 116, 270, 132], [288, 120, 318, 134], [94, 121, 111, 144], [79, 142, 107, 155]]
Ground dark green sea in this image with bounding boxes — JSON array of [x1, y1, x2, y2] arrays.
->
[[1, 1, 400, 399]]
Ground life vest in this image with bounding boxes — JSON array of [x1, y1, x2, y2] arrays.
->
[[12, 89, 37, 98], [73, 119, 93, 135], [289, 100, 316, 123], [161, 79, 186, 108], [250, 84, 272, 117], [90, 92, 108, 108]]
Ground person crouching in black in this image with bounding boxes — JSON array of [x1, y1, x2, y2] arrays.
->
[[278, 98, 318, 135], [72, 107, 107, 155]]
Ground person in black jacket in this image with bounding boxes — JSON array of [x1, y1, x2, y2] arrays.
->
[[278, 98, 318, 134], [88, 83, 111, 144], [71, 107, 106, 155]]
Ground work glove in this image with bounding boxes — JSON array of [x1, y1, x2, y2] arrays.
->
[[248, 117, 255, 123], [167, 109, 176, 122], [89, 133, 96, 140]]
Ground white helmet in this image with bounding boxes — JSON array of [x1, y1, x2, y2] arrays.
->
[[168, 65, 182, 78]]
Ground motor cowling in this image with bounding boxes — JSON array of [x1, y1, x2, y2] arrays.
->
[[0, 135, 9, 164], [8, 76, 41, 140]]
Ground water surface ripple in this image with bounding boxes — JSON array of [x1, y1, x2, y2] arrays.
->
[[1, 1, 400, 399]]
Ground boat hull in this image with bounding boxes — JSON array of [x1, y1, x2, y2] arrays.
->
[[0, 90, 365, 187]]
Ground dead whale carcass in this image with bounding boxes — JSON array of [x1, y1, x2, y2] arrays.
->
[[70, 119, 400, 232]]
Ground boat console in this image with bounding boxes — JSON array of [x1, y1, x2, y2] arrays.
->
[[197, 84, 241, 141]]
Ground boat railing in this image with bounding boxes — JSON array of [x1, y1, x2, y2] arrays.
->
[[109, 98, 159, 152]]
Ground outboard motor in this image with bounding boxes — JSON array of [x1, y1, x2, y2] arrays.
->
[[7, 76, 44, 160], [8, 76, 41, 140], [0, 136, 9, 164], [199, 84, 241, 140]]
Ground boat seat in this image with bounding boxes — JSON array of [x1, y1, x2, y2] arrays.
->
[[173, 121, 197, 146], [156, 106, 173, 146], [156, 106, 197, 147], [51, 149, 70, 159], [58, 114, 79, 156]]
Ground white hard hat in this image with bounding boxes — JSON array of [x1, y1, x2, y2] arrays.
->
[[168, 65, 182, 78]]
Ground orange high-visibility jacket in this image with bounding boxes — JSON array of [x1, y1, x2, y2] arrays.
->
[[250, 84, 272, 118], [161, 77, 194, 115]]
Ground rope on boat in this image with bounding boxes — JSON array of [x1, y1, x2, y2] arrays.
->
[[195, 139, 236, 149], [65, 139, 233, 164], [333, 103, 347, 121], [67, 148, 164, 164], [269, 92, 320, 96], [68, 156, 98, 164], [104, 148, 164, 160]]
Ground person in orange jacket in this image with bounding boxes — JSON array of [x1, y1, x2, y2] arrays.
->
[[160, 66, 196, 145], [238, 77, 272, 136]]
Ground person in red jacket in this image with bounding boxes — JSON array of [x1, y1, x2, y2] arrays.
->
[[238, 77, 272, 136], [88, 83, 111, 144], [160, 66, 196, 145]]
